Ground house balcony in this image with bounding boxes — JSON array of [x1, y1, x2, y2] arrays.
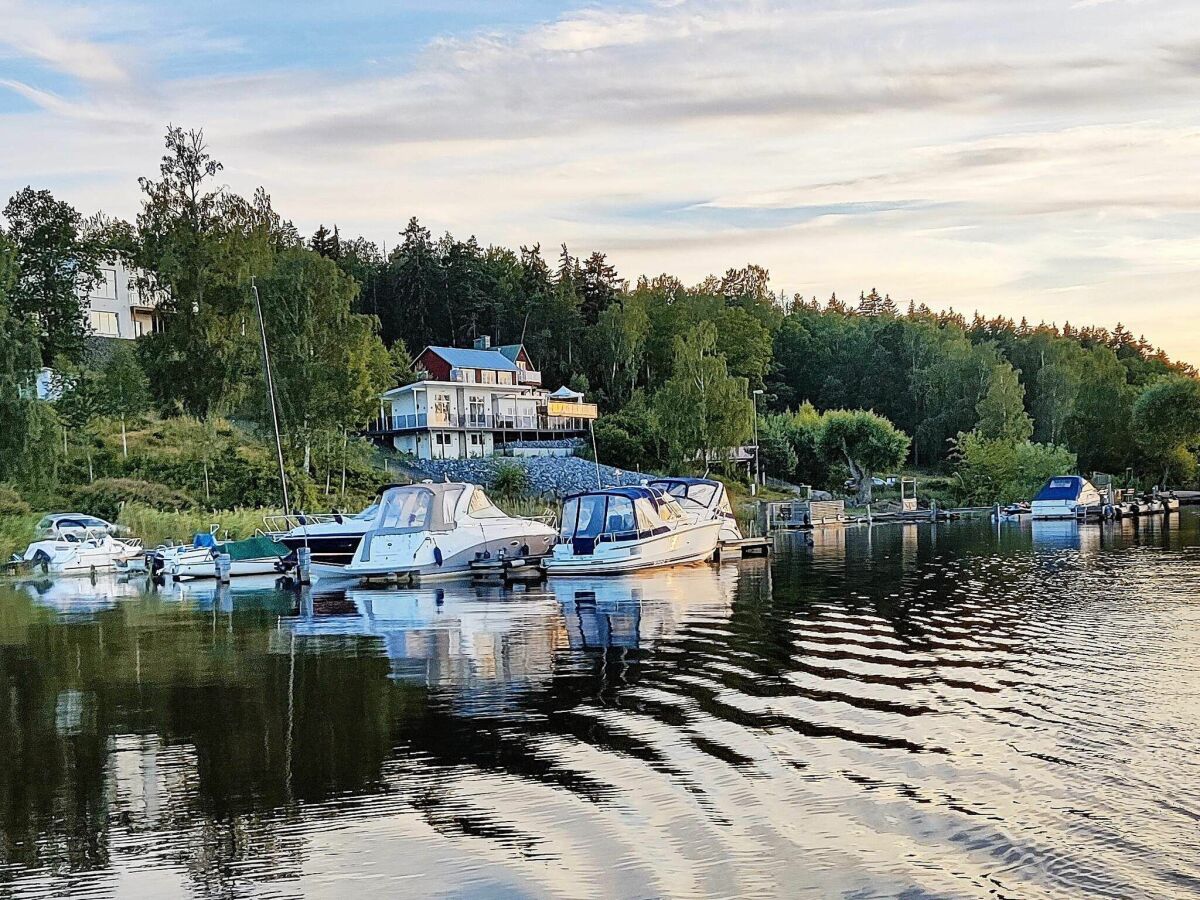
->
[[517, 369, 542, 386], [368, 410, 587, 435]]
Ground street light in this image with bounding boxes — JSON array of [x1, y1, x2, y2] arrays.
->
[[751, 389, 764, 496]]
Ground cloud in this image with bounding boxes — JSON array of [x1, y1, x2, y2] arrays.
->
[[1, 0, 1199, 362]]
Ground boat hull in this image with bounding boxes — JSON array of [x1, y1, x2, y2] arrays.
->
[[544, 519, 722, 576], [340, 523, 556, 582]]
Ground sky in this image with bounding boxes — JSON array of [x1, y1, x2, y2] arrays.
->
[[1, 0, 1198, 363]]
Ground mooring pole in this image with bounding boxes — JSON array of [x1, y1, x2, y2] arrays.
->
[[253, 280, 291, 516]]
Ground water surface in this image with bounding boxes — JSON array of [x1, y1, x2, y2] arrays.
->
[[2, 513, 1199, 898]]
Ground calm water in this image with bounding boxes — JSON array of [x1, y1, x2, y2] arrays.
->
[[2, 513, 1199, 899]]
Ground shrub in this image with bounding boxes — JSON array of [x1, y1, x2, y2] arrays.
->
[[0, 484, 31, 517], [66, 478, 194, 522], [491, 463, 530, 497], [952, 434, 1077, 505]]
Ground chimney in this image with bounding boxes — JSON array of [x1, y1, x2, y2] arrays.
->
[[473, 335, 492, 350]]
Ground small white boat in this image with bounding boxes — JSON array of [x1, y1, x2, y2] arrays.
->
[[163, 531, 286, 580], [19, 526, 143, 575], [334, 483, 557, 581], [544, 486, 722, 576], [646, 477, 743, 542], [1030, 476, 1103, 520]]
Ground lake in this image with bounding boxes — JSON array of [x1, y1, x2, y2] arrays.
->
[[2, 513, 1199, 899]]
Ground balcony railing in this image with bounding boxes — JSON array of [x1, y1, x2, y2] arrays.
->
[[517, 369, 542, 385], [376, 411, 588, 433]]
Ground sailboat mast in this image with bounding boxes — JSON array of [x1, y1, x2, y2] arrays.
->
[[252, 280, 291, 516]]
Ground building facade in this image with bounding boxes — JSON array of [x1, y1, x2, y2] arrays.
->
[[83, 258, 163, 340], [370, 339, 598, 460]]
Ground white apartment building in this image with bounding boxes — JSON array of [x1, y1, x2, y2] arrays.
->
[[83, 257, 163, 339], [372, 339, 597, 460]]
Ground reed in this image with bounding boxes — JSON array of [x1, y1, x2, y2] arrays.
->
[[116, 504, 284, 547]]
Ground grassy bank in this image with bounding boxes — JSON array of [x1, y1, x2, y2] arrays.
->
[[116, 504, 285, 547], [0, 515, 40, 562]]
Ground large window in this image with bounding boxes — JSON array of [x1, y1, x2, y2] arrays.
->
[[433, 393, 451, 425], [468, 395, 486, 425], [89, 310, 120, 336]]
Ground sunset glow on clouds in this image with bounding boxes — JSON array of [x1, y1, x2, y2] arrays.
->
[[2, 0, 1198, 361]]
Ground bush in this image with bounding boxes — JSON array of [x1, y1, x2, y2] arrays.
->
[[491, 463, 530, 497], [0, 484, 31, 517], [66, 478, 194, 522], [952, 434, 1077, 505]]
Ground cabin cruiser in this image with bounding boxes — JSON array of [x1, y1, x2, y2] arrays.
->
[[1030, 476, 1103, 520], [267, 503, 380, 567], [646, 477, 742, 542], [544, 486, 722, 576], [17, 523, 143, 575], [333, 483, 557, 581], [32, 512, 128, 539], [162, 531, 286, 580]]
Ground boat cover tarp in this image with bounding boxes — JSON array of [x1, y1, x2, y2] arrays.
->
[[224, 535, 287, 561], [1033, 477, 1087, 502], [193, 531, 220, 550]]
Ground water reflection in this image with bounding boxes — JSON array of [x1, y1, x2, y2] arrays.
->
[[1, 513, 1199, 898]]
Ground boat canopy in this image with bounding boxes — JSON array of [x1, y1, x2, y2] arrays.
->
[[368, 483, 509, 534], [1033, 476, 1092, 502], [647, 477, 733, 515], [559, 486, 687, 545]]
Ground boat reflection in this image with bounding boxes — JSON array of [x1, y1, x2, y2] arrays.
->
[[15, 572, 148, 617]]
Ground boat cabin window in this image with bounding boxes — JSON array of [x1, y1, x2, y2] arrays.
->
[[605, 496, 636, 537], [353, 504, 379, 520], [575, 495, 607, 539], [561, 493, 663, 542], [467, 488, 507, 519], [377, 489, 433, 530]]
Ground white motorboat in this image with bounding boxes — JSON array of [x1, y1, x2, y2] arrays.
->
[[646, 477, 742, 542], [1030, 476, 1103, 520], [19, 525, 143, 575], [267, 503, 380, 567], [335, 483, 557, 581], [162, 531, 286, 580], [544, 486, 722, 576]]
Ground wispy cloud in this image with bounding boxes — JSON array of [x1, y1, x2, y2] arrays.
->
[[1, 0, 1199, 360]]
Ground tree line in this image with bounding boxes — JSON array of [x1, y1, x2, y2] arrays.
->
[[2, 125, 1199, 510]]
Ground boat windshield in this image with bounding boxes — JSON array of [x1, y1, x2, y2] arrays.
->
[[353, 504, 379, 520], [466, 488, 509, 520], [376, 488, 433, 531], [561, 493, 656, 542]]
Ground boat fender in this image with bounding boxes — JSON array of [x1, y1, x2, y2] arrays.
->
[[334, 513, 344, 525], [520, 543, 529, 557], [433, 546, 443, 567], [435, 588, 445, 606], [298, 514, 307, 526]]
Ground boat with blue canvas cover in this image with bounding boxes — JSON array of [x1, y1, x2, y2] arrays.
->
[[1031, 476, 1103, 520], [544, 486, 722, 575]]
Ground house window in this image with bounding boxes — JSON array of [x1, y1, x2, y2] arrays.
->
[[91, 269, 117, 301], [498, 372, 514, 385], [468, 396, 485, 426], [89, 310, 120, 336], [481, 370, 496, 384], [433, 393, 451, 425]]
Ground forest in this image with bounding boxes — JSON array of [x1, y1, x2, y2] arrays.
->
[[2, 126, 1200, 522]]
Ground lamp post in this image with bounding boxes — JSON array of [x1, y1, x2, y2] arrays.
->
[[751, 388, 764, 496]]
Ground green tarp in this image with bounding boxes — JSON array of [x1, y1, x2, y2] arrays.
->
[[223, 535, 287, 561]]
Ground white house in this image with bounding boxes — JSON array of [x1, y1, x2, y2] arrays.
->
[[83, 258, 163, 340], [372, 338, 597, 460]]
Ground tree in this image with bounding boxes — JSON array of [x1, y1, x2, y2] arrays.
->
[[255, 248, 392, 472], [100, 344, 150, 457], [133, 126, 277, 416], [654, 323, 753, 471], [758, 415, 798, 481], [1131, 375, 1200, 486], [2, 187, 104, 365], [817, 409, 910, 503], [974, 362, 1033, 442], [952, 433, 1077, 505]]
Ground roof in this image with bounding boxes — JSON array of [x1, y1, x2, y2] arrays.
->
[[422, 346, 519, 371], [549, 385, 584, 400], [1033, 476, 1091, 502], [563, 486, 665, 503], [497, 344, 525, 363], [648, 477, 721, 488]]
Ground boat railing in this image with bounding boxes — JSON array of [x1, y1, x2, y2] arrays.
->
[[262, 513, 340, 535]]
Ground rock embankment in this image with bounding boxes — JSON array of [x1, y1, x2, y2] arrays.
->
[[409, 456, 646, 497]]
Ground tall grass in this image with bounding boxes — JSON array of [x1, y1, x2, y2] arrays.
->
[[116, 504, 284, 547]]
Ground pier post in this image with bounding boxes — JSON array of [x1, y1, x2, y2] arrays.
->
[[296, 547, 312, 585], [215, 553, 232, 584]]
